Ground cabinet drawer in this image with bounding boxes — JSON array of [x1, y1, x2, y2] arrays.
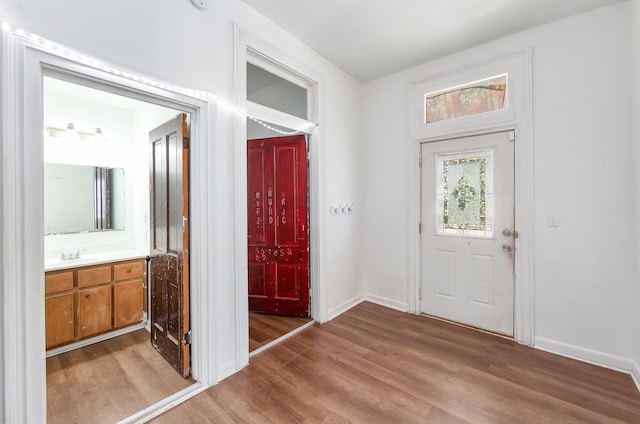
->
[[45, 271, 74, 294], [77, 265, 111, 288], [113, 261, 144, 281]]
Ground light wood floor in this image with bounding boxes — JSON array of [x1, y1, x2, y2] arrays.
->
[[153, 302, 640, 424], [46, 329, 193, 424], [249, 312, 313, 352]]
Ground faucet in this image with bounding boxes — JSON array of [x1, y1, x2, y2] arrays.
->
[[60, 251, 80, 260]]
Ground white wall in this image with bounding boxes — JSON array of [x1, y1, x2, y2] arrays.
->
[[0, 0, 361, 390], [631, 0, 640, 378], [361, 2, 636, 364]]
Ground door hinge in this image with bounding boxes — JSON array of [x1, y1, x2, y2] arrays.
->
[[418, 287, 422, 300], [184, 330, 192, 345], [183, 137, 191, 149], [418, 153, 422, 168], [509, 130, 516, 142], [149, 183, 153, 192], [418, 223, 422, 234]]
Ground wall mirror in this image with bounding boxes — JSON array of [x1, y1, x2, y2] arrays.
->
[[44, 163, 125, 235]]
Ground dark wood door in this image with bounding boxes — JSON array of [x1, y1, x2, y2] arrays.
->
[[149, 113, 190, 377], [247, 135, 309, 317]]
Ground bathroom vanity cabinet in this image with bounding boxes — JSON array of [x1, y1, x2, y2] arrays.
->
[[45, 258, 146, 349]]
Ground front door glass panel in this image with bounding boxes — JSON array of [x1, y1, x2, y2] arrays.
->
[[436, 148, 494, 238]]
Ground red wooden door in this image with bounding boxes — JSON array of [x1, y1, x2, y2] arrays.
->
[[247, 135, 309, 317], [149, 113, 190, 377]]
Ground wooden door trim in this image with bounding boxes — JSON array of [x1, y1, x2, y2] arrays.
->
[[180, 114, 191, 375]]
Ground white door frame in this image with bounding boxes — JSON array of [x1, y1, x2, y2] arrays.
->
[[408, 47, 534, 345], [234, 25, 326, 370], [1, 29, 217, 422]]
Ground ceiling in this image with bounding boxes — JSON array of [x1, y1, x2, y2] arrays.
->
[[241, 0, 623, 82]]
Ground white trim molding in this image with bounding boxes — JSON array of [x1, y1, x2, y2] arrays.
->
[[1, 29, 217, 422], [327, 295, 364, 321], [407, 47, 534, 346], [631, 361, 640, 392], [535, 337, 637, 375], [327, 294, 408, 321], [364, 294, 409, 313]]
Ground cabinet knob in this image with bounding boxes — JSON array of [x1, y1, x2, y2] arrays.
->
[[84, 294, 90, 299]]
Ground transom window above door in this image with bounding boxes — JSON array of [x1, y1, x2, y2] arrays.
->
[[247, 63, 308, 120], [425, 74, 507, 124]]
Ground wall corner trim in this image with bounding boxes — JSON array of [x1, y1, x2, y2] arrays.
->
[[631, 361, 640, 393], [327, 295, 365, 321], [363, 294, 409, 313]]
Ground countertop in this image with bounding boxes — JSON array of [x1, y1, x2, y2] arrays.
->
[[45, 250, 148, 271]]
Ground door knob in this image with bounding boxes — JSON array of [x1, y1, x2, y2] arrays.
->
[[502, 229, 512, 237], [502, 243, 512, 252]]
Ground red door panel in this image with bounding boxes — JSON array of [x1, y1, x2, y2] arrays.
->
[[247, 135, 309, 317]]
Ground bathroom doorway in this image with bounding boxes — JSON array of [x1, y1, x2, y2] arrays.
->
[[42, 73, 195, 422]]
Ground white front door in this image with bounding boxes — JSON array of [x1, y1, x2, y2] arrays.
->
[[420, 131, 515, 336]]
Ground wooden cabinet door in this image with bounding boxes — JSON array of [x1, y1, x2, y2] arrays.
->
[[77, 286, 112, 338], [45, 293, 74, 349], [113, 278, 143, 328]]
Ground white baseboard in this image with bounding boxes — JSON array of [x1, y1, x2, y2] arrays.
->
[[326, 293, 409, 322], [327, 294, 364, 321], [218, 359, 240, 382], [363, 294, 408, 312], [534, 337, 634, 374], [631, 361, 640, 392]]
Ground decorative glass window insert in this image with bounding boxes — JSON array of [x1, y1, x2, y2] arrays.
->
[[425, 74, 507, 124], [436, 149, 494, 237]]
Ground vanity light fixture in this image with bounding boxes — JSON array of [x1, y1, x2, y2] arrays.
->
[[45, 122, 107, 141]]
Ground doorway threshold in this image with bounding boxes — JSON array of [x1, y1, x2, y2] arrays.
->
[[249, 319, 315, 358], [116, 383, 207, 424]]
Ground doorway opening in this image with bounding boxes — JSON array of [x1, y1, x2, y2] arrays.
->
[[247, 134, 313, 353], [245, 60, 316, 354], [43, 73, 196, 422]]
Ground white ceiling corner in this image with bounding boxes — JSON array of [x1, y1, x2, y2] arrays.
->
[[241, 0, 624, 82]]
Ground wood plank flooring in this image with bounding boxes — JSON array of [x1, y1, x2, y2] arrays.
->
[[47, 329, 193, 424], [249, 312, 313, 352], [153, 302, 640, 424]]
